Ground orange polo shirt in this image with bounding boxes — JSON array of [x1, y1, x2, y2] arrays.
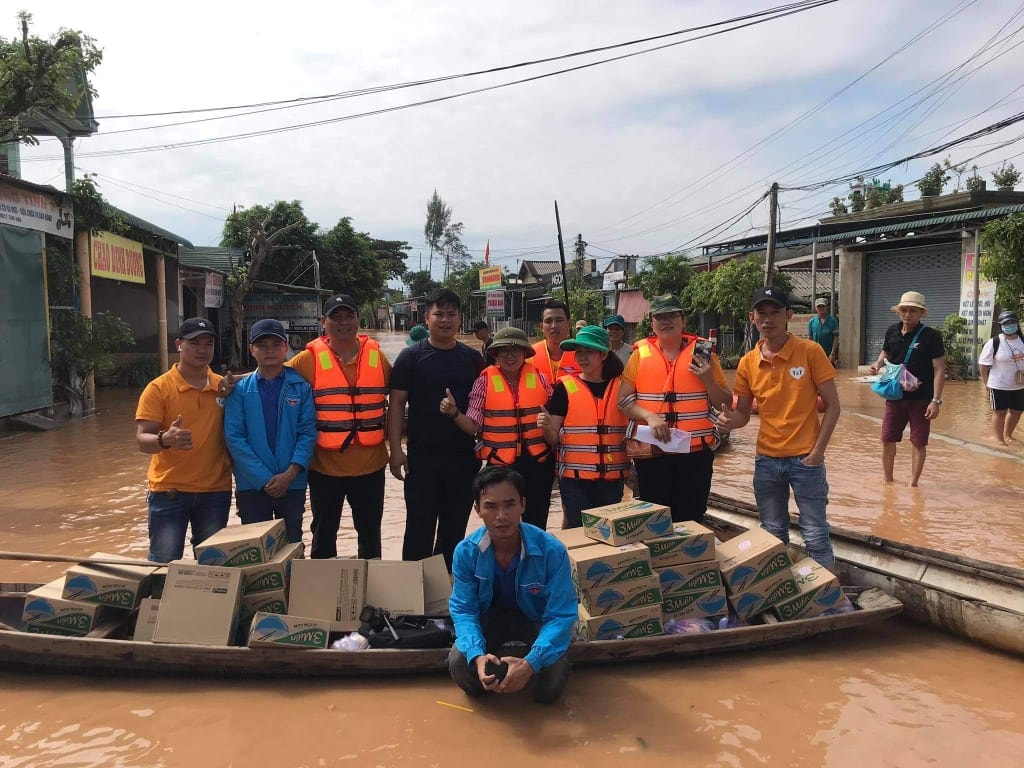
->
[[135, 365, 232, 492], [287, 346, 391, 478], [733, 334, 835, 457]]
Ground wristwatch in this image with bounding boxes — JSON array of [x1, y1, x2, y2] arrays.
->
[[931, 398, 942, 405]]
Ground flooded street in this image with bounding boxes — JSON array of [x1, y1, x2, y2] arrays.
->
[[1, 330, 1023, 767]]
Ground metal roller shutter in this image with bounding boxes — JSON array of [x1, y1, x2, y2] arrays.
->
[[863, 245, 960, 364]]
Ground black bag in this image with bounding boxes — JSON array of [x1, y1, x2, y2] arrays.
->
[[358, 607, 454, 649]]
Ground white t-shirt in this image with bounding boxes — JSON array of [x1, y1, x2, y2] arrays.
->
[[978, 334, 1024, 391]]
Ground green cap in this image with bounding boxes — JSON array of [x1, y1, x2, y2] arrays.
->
[[560, 325, 610, 352], [406, 325, 429, 345], [602, 314, 626, 329], [649, 294, 683, 315], [489, 327, 535, 357]]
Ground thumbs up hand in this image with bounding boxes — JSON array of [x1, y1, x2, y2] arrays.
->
[[536, 405, 550, 429], [166, 414, 193, 450], [440, 388, 458, 419]]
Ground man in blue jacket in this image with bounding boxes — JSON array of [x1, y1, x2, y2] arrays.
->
[[448, 465, 577, 704], [225, 319, 316, 543]]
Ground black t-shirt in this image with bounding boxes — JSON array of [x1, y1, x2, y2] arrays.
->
[[390, 340, 485, 451], [548, 379, 611, 417], [481, 337, 496, 367], [882, 322, 945, 400]]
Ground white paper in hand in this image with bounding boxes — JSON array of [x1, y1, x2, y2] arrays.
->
[[633, 425, 691, 453]]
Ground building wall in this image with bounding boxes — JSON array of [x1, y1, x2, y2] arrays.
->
[[91, 250, 179, 354], [837, 248, 863, 368]]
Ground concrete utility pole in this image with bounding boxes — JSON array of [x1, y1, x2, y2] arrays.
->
[[554, 202, 571, 306], [574, 233, 587, 284], [764, 182, 779, 287]]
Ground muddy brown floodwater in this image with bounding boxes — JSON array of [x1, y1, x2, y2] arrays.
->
[[1, 331, 1023, 767]]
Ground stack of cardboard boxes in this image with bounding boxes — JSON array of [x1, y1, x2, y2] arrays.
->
[[650, 522, 727, 622], [716, 527, 799, 621]]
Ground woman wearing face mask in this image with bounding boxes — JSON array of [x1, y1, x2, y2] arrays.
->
[[978, 309, 1024, 445]]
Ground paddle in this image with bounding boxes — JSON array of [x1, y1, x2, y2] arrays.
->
[[0, 551, 169, 568]]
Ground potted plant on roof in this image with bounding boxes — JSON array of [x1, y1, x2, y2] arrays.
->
[[916, 163, 948, 198], [966, 165, 986, 193], [991, 162, 1021, 192]]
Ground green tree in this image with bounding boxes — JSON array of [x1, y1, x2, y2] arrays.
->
[[980, 212, 1024, 314], [916, 163, 948, 197], [829, 197, 848, 216], [634, 253, 693, 300], [423, 190, 451, 276], [319, 217, 383, 306], [567, 281, 605, 327], [848, 190, 865, 212], [368, 237, 410, 281], [441, 221, 470, 279], [444, 262, 484, 314], [0, 12, 102, 145], [404, 269, 441, 298], [220, 201, 319, 286]]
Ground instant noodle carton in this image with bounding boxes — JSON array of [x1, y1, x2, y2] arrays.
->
[[581, 500, 673, 545], [661, 588, 728, 621], [644, 521, 716, 568], [194, 519, 285, 567], [773, 559, 850, 621], [577, 603, 663, 640], [238, 588, 288, 634], [716, 527, 793, 594], [62, 554, 155, 609], [133, 597, 160, 641], [23, 579, 108, 636], [577, 574, 663, 616], [551, 527, 596, 551], [247, 612, 331, 649], [152, 563, 242, 646], [569, 542, 652, 591], [656, 560, 723, 596], [726, 568, 799, 621], [238, 542, 303, 597]]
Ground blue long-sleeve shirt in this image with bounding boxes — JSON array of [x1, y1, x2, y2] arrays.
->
[[225, 367, 316, 492], [449, 522, 577, 671]]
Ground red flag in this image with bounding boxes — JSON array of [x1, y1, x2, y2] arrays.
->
[[484, 239, 490, 265]]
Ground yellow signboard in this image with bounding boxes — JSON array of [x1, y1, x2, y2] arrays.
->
[[479, 266, 502, 290], [91, 230, 145, 284]]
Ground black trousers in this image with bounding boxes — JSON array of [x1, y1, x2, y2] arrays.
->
[[635, 448, 715, 523], [402, 449, 481, 569], [508, 453, 555, 531], [307, 468, 385, 559], [447, 609, 571, 704]]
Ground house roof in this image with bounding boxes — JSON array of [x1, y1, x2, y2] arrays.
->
[[617, 289, 650, 323], [179, 246, 242, 273], [109, 205, 194, 248], [519, 260, 563, 280]]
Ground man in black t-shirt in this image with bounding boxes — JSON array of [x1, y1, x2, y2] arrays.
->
[[868, 291, 946, 487], [472, 320, 495, 366], [388, 289, 484, 568]]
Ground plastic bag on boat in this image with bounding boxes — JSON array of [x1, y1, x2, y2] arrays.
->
[[664, 618, 714, 634], [718, 612, 748, 630], [332, 632, 370, 651]]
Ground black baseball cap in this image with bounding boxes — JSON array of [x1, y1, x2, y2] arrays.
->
[[179, 317, 217, 340], [249, 319, 288, 344], [323, 294, 358, 316], [750, 286, 790, 310]]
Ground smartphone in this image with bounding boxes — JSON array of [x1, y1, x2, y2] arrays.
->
[[693, 339, 712, 364]]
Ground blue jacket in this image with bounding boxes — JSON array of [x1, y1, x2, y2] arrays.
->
[[449, 522, 577, 671], [224, 367, 316, 492]]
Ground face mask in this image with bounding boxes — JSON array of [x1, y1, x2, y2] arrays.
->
[[1002, 324, 1019, 335]]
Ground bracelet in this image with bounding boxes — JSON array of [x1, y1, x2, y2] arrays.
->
[[157, 430, 167, 449], [449, 410, 460, 420]]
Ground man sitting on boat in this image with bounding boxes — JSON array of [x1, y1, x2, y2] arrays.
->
[[448, 465, 577, 704]]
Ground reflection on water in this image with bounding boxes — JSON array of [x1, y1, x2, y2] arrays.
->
[[1, 335, 1024, 767]]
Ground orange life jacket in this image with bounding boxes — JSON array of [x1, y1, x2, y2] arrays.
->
[[632, 336, 719, 452], [307, 336, 387, 451], [476, 363, 550, 465], [531, 340, 579, 381], [557, 375, 630, 480]]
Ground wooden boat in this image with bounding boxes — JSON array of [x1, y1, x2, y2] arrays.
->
[[0, 581, 900, 678], [705, 492, 1024, 658]]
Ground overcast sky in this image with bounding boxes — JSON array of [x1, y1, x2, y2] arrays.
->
[[14, 0, 1024, 281]]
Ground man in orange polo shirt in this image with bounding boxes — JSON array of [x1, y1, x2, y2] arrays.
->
[[135, 318, 235, 563], [717, 287, 840, 567]]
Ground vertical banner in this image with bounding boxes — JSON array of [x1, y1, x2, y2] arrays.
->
[[960, 252, 996, 344], [486, 289, 506, 318], [204, 272, 224, 308]]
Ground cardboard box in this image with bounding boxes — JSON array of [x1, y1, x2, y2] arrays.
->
[[152, 563, 242, 646], [581, 500, 673, 545], [716, 527, 793, 594], [238, 542, 303, 597], [773, 559, 850, 621], [578, 574, 663, 616], [22, 579, 108, 636], [550, 527, 596, 551], [151, 567, 167, 599], [577, 603, 663, 641], [422, 555, 452, 615], [644, 521, 716, 568], [366, 560, 424, 615], [727, 568, 799, 621], [133, 598, 160, 642], [194, 519, 286, 567], [247, 612, 331, 649], [288, 559, 366, 632], [661, 588, 728, 621], [62, 555, 155, 610], [656, 561, 723, 596], [238, 588, 288, 632], [569, 542, 653, 591]]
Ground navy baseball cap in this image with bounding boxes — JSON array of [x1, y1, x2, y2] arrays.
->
[[179, 317, 217, 339], [249, 319, 288, 344]]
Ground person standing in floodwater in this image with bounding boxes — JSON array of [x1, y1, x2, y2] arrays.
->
[[979, 309, 1024, 445], [135, 318, 237, 563]]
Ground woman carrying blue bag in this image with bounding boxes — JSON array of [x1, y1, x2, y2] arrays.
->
[[867, 292, 946, 487]]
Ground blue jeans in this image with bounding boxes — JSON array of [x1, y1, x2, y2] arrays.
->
[[235, 488, 306, 544], [558, 477, 625, 529], [752, 455, 834, 567], [147, 490, 231, 563]]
